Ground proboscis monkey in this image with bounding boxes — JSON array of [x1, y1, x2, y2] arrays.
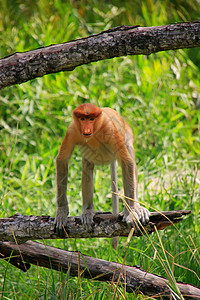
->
[[55, 103, 150, 248]]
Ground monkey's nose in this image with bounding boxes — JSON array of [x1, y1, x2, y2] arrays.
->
[[83, 128, 92, 136]]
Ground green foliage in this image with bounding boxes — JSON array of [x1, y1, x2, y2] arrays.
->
[[0, 0, 200, 298]]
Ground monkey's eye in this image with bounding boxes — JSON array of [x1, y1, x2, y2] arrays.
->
[[80, 117, 85, 121], [89, 118, 94, 121]]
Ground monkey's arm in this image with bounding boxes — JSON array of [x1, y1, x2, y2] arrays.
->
[[121, 157, 150, 226], [111, 160, 119, 249], [111, 160, 119, 216], [118, 130, 150, 227], [55, 129, 76, 230]]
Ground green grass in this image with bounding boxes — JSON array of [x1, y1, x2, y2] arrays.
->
[[0, 0, 200, 299]]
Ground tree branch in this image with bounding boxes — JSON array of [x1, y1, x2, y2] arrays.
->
[[0, 240, 199, 299], [0, 210, 191, 243], [0, 21, 200, 89]]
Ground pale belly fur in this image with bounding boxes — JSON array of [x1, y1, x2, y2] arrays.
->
[[81, 143, 116, 165]]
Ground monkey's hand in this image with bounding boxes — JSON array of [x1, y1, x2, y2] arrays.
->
[[81, 209, 96, 231], [54, 205, 69, 236], [121, 205, 150, 231]]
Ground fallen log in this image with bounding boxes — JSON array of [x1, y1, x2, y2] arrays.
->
[[0, 240, 199, 299], [0, 210, 191, 243]]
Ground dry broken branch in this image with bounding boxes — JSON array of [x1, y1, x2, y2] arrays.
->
[[0, 210, 191, 243], [0, 21, 200, 89], [0, 240, 199, 299]]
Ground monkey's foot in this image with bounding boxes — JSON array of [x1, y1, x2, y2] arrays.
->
[[81, 209, 97, 231], [54, 205, 69, 237]]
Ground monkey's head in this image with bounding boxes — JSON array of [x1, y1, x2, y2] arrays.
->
[[73, 103, 102, 137]]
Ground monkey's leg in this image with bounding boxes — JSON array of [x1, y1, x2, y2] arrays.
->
[[81, 157, 96, 229]]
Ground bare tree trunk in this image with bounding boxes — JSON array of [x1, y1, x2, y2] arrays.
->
[[0, 210, 191, 243], [0, 21, 200, 89], [0, 240, 199, 299]]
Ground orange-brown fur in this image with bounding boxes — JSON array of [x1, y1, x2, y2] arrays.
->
[[55, 103, 150, 248]]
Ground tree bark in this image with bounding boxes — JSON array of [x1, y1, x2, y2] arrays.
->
[[0, 210, 191, 243], [0, 21, 200, 89], [0, 240, 199, 299]]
